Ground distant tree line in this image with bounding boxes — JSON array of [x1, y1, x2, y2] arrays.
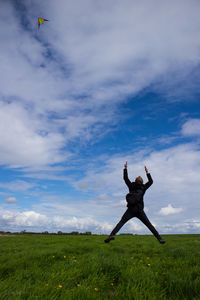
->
[[0, 231, 137, 236], [0, 230, 92, 235]]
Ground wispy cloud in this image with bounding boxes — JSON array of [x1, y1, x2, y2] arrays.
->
[[181, 119, 200, 137], [0, 180, 36, 191]]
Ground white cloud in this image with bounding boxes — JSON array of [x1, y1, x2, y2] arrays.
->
[[0, 210, 47, 227], [157, 218, 200, 234], [0, 208, 113, 233], [181, 119, 200, 137], [158, 204, 184, 216], [14, 211, 48, 227], [5, 197, 17, 204], [0, 180, 35, 191], [74, 142, 200, 194], [0, 101, 68, 169], [53, 216, 96, 230], [95, 193, 109, 201], [98, 222, 113, 233], [76, 180, 89, 191], [111, 200, 126, 208], [128, 220, 144, 232]]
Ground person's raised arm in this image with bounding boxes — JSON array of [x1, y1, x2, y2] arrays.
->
[[144, 166, 153, 190], [123, 161, 132, 189]]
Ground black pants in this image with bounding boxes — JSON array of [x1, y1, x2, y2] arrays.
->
[[110, 206, 162, 240]]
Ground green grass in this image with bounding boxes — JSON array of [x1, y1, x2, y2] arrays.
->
[[0, 234, 200, 299]]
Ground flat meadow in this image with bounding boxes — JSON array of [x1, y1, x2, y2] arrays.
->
[[0, 234, 199, 299]]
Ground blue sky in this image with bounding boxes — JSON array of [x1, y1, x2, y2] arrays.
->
[[0, 0, 200, 234]]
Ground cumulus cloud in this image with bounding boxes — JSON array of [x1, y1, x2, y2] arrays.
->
[[128, 220, 144, 232], [187, 219, 200, 229], [0, 208, 113, 233], [157, 218, 200, 234], [15, 211, 48, 227], [5, 197, 18, 204], [158, 204, 184, 216]]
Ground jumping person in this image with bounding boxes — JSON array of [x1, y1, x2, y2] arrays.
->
[[104, 161, 166, 244]]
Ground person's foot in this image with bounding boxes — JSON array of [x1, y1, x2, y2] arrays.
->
[[159, 239, 166, 244], [104, 235, 115, 243]]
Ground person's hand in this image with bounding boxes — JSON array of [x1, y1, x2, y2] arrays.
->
[[144, 166, 149, 173], [124, 161, 127, 169]]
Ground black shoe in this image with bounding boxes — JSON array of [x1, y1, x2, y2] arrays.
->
[[104, 236, 115, 243], [159, 239, 166, 244]]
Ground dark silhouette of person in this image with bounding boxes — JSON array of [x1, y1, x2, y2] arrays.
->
[[104, 161, 166, 244]]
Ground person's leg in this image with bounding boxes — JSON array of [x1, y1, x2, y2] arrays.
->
[[104, 209, 134, 243], [111, 209, 134, 235], [137, 210, 166, 243]]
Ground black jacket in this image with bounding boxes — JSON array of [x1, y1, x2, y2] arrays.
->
[[123, 168, 153, 210]]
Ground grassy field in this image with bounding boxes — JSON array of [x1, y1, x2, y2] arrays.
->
[[0, 234, 200, 300]]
